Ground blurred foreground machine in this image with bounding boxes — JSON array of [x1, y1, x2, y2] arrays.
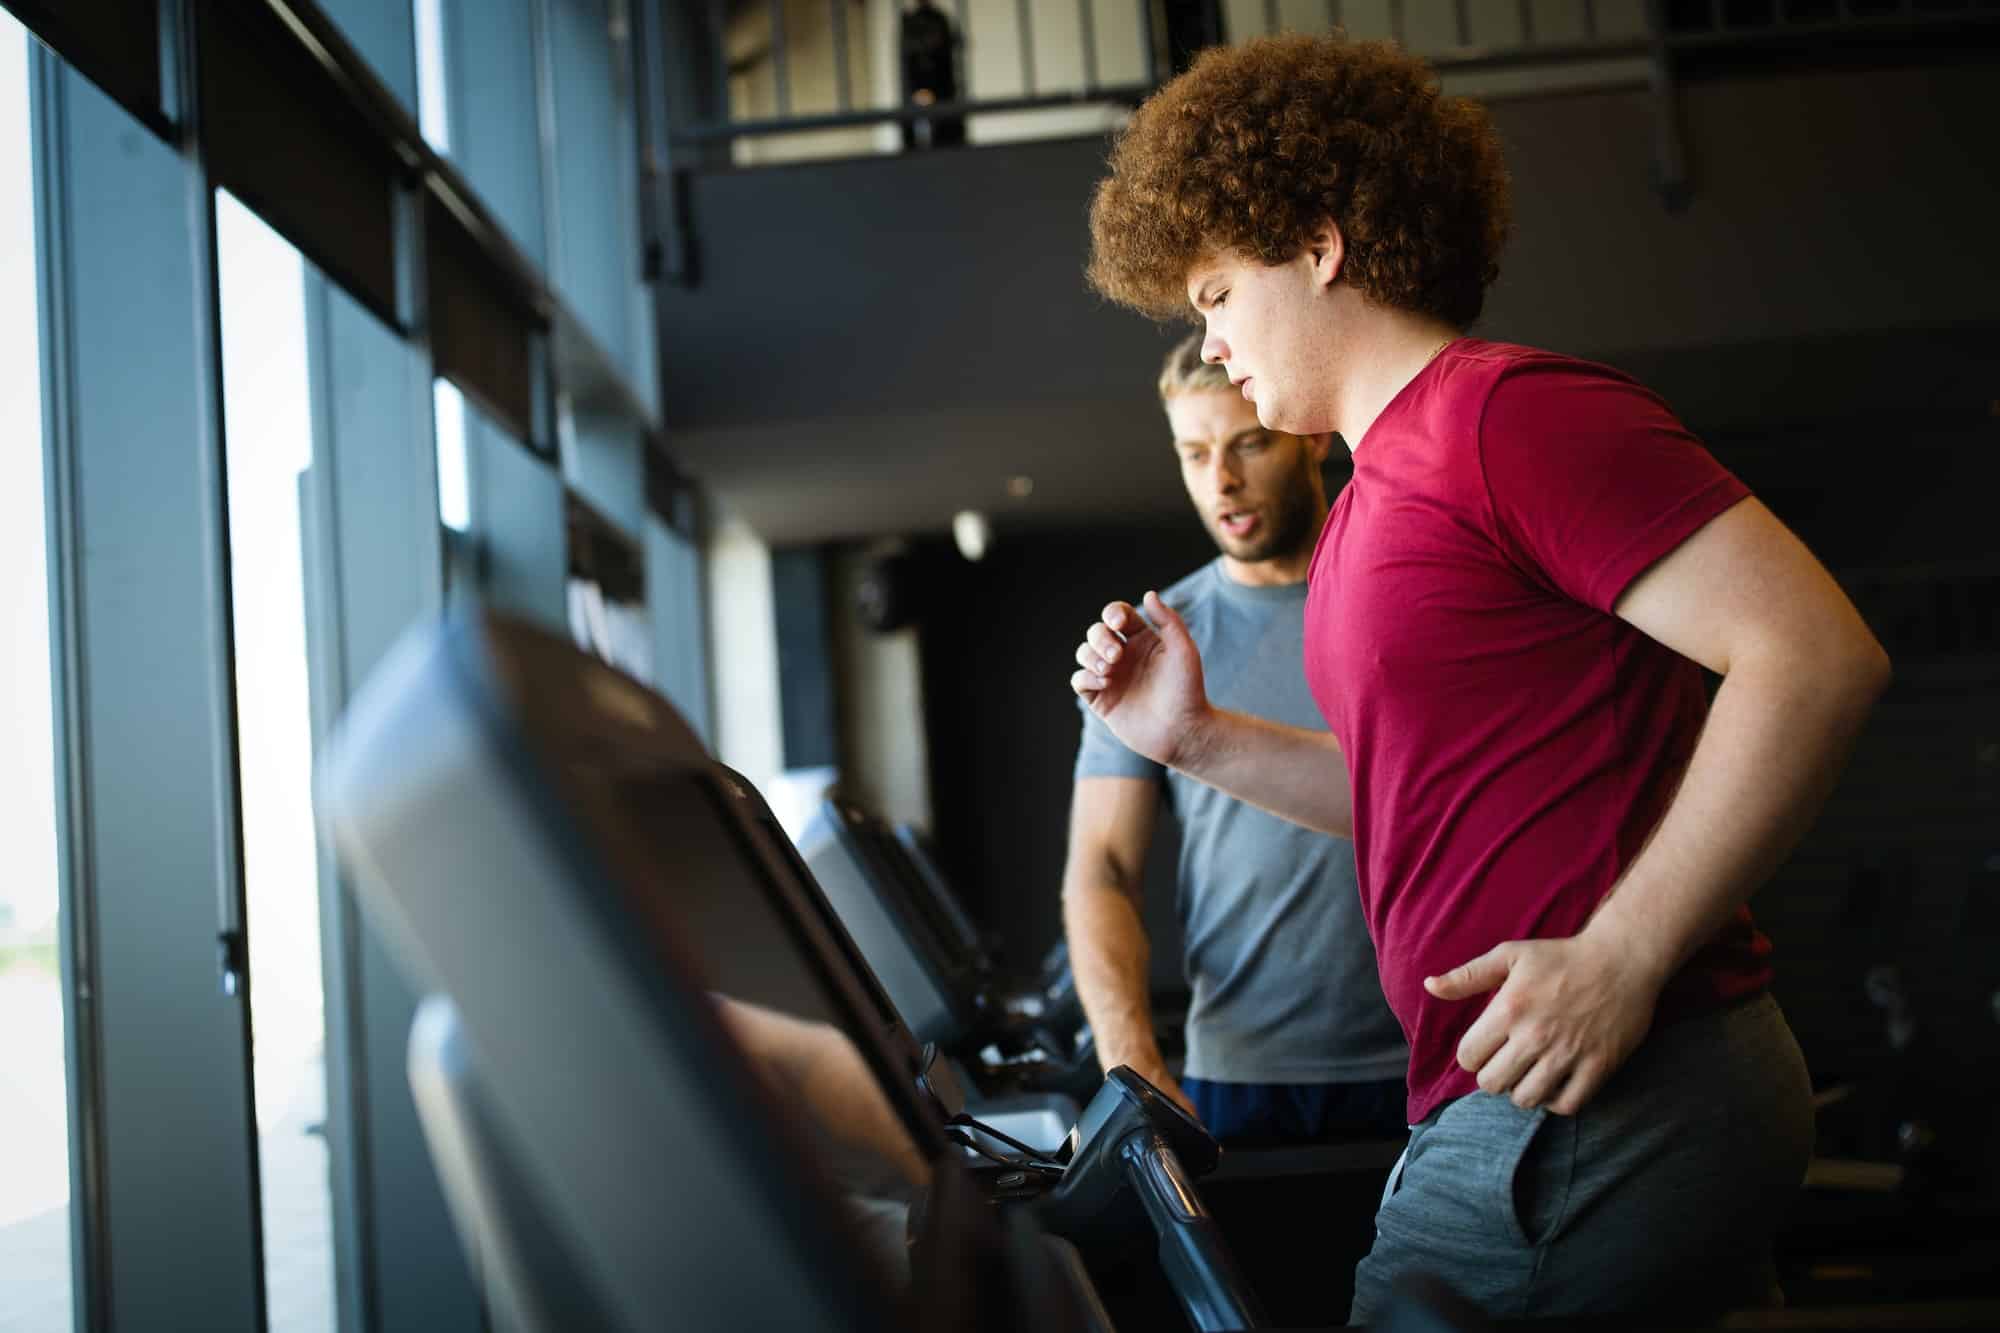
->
[[320, 609, 1276, 1331]]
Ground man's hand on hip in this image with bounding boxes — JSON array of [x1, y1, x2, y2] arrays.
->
[[1425, 931, 1662, 1117]]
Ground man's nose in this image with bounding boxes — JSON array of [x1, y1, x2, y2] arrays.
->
[[1215, 459, 1244, 492], [1201, 328, 1228, 366]]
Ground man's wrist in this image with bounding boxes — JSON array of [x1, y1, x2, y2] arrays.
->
[[1168, 702, 1223, 778], [1097, 1037, 1167, 1077], [1578, 897, 1678, 992]]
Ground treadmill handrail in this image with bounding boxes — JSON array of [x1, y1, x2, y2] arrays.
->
[[1121, 1131, 1267, 1333]]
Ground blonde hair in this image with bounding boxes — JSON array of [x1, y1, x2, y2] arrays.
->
[[1157, 332, 1232, 401]]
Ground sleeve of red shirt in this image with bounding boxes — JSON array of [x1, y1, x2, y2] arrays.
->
[[1477, 357, 1751, 614]]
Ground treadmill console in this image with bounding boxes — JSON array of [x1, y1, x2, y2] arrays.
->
[[1062, 1067, 1218, 1176], [1040, 1068, 1262, 1332]]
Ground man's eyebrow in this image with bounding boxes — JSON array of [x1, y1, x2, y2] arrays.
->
[[1226, 427, 1266, 446]]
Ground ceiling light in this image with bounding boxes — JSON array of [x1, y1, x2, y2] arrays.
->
[[952, 510, 991, 562]]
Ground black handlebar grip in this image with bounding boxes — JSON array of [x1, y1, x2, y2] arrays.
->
[[1120, 1131, 1266, 1331]]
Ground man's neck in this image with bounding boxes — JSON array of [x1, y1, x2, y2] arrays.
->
[[1219, 553, 1309, 587], [1329, 307, 1461, 453]]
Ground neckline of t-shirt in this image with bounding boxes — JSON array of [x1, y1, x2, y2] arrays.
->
[[1205, 558, 1310, 605], [1349, 337, 1470, 462]]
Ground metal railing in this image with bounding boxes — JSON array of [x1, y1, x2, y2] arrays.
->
[[1660, 0, 2000, 45], [670, 0, 1999, 156], [679, 0, 1158, 147]]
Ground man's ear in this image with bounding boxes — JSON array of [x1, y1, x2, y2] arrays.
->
[[1307, 431, 1336, 465], [1307, 219, 1345, 290]]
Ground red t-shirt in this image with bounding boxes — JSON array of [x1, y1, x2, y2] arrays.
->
[[1303, 339, 1773, 1125]]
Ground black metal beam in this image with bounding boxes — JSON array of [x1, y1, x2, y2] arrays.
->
[[1644, 0, 1693, 212]]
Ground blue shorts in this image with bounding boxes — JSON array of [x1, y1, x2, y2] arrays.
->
[[1182, 1075, 1407, 1147]]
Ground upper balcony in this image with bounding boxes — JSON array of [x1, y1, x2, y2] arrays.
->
[[666, 0, 2000, 178]]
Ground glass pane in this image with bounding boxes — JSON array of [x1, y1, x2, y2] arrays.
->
[[317, 0, 421, 115], [433, 378, 471, 533], [0, 15, 75, 1333], [412, 0, 449, 153], [422, 0, 546, 268], [215, 190, 335, 1333], [549, 0, 637, 373]]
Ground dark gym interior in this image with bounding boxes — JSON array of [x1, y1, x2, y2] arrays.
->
[[0, 1, 1994, 1330]]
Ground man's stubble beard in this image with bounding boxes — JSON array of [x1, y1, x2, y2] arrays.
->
[[1209, 451, 1320, 565]]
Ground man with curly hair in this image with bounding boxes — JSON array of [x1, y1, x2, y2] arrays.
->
[[1070, 33, 1890, 1322]]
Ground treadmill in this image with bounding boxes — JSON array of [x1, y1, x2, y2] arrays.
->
[[801, 761, 1400, 1324], [800, 798, 1106, 1106], [890, 821, 1191, 1069], [802, 794, 1198, 1106], [318, 608, 1269, 1332]]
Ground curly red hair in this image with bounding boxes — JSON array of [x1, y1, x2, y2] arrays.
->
[[1087, 33, 1511, 327]]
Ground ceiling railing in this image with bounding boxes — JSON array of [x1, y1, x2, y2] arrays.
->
[[649, 0, 1995, 243]]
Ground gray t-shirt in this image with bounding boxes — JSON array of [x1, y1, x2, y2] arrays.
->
[[1074, 559, 1408, 1085]]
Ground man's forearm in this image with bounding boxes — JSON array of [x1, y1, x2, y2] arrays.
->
[[1062, 880, 1166, 1073], [1175, 707, 1354, 837], [1584, 644, 1889, 983]]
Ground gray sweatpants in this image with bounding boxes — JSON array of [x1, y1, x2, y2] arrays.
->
[[1349, 992, 1812, 1325]]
